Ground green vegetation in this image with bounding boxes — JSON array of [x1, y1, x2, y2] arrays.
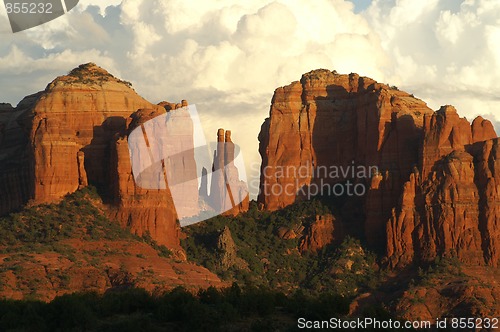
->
[[66, 63, 132, 87], [182, 200, 382, 297], [0, 285, 356, 331], [141, 232, 172, 258], [303, 236, 379, 297], [413, 254, 467, 287], [0, 186, 171, 258], [0, 187, 133, 248]]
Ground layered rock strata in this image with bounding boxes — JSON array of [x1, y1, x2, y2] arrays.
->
[[0, 63, 248, 249], [259, 69, 433, 251], [259, 69, 500, 267], [209, 129, 249, 216], [387, 107, 499, 267]]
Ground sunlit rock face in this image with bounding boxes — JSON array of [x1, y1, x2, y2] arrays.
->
[[0, 63, 250, 249], [259, 69, 499, 267]]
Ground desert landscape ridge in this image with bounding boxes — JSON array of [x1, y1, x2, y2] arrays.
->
[[0, 64, 498, 328]]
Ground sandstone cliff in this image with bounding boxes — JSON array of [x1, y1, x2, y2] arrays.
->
[[299, 214, 341, 253], [209, 129, 249, 217], [387, 107, 499, 267], [0, 64, 154, 212], [110, 133, 181, 248], [259, 69, 433, 250], [0, 63, 248, 249], [0, 64, 183, 247], [259, 69, 500, 267]]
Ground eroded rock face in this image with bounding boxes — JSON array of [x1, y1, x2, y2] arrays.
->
[[210, 129, 249, 216], [420, 105, 496, 178], [26, 64, 155, 204], [259, 69, 500, 267], [299, 214, 341, 253], [0, 95, 41, 214], [0, 63, 250, 249], [277, 224, 304, 240], [0, 64, 194, 249], [0, 64, 154, 214], [258, 69, 433, 251], [216, 226, 248, 270], [109, 129, 181, 248], [109, 104, 201, 248], [387, 108, 499, 268]]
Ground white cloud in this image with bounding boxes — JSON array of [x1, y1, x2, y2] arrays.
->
[[0, 0, 499, 198], [365, 0, 500, 118], [77, 0, 122, 15]]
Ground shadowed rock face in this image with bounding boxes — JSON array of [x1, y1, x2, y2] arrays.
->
[[0, 63, 185, 248], [387, 109, 499, 267], [259, 69, 434, 251], [0, 63, 154, 214], [259, 69, 500, 267], [109, 107, 181, 249], [0, 63, 249, 249], [209, 129, 249, 216], [216, 226, 248, 270], [299, 214, 342, 253]]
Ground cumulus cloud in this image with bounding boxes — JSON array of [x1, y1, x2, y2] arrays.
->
[[0, 0, 499, 197], [365, 0, 500, 119]]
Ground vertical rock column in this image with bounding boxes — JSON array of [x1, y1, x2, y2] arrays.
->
[[209, 129, 249, 216], [223, 130, 249, 215], [210, 129, 227, 213]]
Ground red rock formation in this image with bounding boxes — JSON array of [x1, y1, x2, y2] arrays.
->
[[387, 107, 499, 268], [0, 63, 250, 249], [0, 239, 224, 302], [420, 105, 496, 178], [216, 226, 249, 270], [25, 64, 155, 204], [0, 64, 200, 249], [299, 214, 341, 253], [472, 138, 500, 266], [472, 116, 496, 143], [259, 69, 433, 250], [210, 129, 249, 216], [277, 224, 304, 240], [109, 104, 200, 248], [0, 64, 155, 214], [277, 227, 298, 240], [259, 69, 500, 267], [0, 96, 40, 214], [110, 127, 181, 248]]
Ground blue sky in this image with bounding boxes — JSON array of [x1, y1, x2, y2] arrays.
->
[[348, 0, 372, 12]]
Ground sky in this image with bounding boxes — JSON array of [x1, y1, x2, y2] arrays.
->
[[1, 0, 500, 198]]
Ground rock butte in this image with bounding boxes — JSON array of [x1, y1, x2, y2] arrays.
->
[[2, 64, 499, 269], [0, 63, 248, 250], [259, 69, 500, 267], [208, 129, 250, 216]]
